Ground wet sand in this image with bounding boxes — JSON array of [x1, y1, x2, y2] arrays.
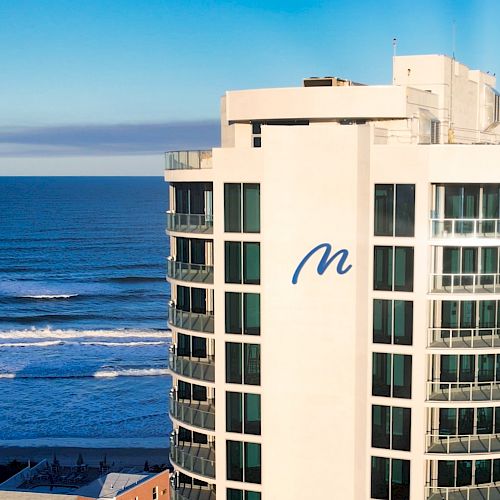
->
[[0, 446, 169, 467]]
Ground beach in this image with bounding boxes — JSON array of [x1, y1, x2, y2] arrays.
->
[[0, 446, 170, 467]]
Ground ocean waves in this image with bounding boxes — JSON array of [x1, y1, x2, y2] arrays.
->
[[0, 367, 169, 380], [0, 327, 171, 341]]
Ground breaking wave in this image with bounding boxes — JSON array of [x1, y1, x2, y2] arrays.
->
[[0, 327, 170, 340], [0, 368, 170, 380]]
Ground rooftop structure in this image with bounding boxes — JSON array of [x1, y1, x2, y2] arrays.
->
[[0, 459, 169, 500], [165, 54, 500, 500]]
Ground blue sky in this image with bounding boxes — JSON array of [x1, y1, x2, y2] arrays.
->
[[0, 0, 499, 174]]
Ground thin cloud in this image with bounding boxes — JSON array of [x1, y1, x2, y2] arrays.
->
[[0, 121, 220, 157]]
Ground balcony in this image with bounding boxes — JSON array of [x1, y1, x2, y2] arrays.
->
[[426, 432, 500, 454], [428, 381, 500, 401], [428, 327, 500, 349], [170, 441, 215, 479], [430, 274, 500, 294], [169, 352, 215, 382], [171, 486, 216, 500], [168, 303, 214, 334], [167, 258, 214, 284], [426, 484, 500, 500], [166, 212, 213, 235], [431, 218, 500, 239], [165, 150, 212, 171], [169, 395, 215, 431]]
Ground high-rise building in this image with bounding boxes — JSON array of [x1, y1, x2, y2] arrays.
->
[[165, 54, 500, 500]]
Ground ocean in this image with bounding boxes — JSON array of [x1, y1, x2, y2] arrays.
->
[[0, 177, 171, 448]]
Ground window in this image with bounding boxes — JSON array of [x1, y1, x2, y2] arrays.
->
[[439, 406, 500, 437], [372, 405, 411, 451], [430, 120, 440, 144], [178, 380, 207, 401], [227, 490, 261, 500], [224, 183, 261, 233], [373, 246, 414, 292], [373, 300, 413, 345], [251, 122, 262, 148], [374, 184, 415, 237], [226, 441, 261, 483], [371, 457, 410, 499], [227, 441, 261, 484], [226, 392, 261, 435], [226, 343, 261, 385], [177, 333, 207, 358], [152, 486, 158, 500], [225, 242, 260, 284], [436, 353, 500, 383], [372, 353, 412, 399], [226, 292, 260, 335]]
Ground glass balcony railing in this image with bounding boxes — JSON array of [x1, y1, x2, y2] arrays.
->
[[427, 380, 500, 401], [426, 484, 500, 500], [169, 395, 215, 431], [167, 258, 214, 284], [168, 303, 214, 334], [430, 273, 500, 294], [428, 327, 500, 348], [170, 440, 215, 479], [169, 351, 215, 382], [165, 150, 212, 170], [170, 486, 216, 500], [431, 218, 500, 238], [166, 212, 213, 234], [426, 432, 500, 454]]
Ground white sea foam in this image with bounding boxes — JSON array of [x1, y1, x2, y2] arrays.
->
[[0, 340, 65, 348], [93, 368, 169, 378], [81, 341, 167, 347], [0, 327, 171, 340], [20, 294, 79, 299], [0, 374, 15, 379]]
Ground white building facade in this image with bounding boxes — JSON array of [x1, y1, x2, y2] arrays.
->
[[166, 54, 500, 500]]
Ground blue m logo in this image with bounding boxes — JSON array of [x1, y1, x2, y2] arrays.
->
[[291, 243, 352, 285]]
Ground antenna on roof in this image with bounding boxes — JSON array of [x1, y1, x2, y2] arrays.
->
[[392, 38, 397, 84], [452, 20, 456, 60]]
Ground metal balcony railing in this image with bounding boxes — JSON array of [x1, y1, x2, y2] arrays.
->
[[428, 327, 500, 348], [167, 258, 214, 284], [165, 150, 212, 170], [170, 440, 215, 479], [426, 432, 500, 454], [169, 352, 215, 382], [166, 212, 213, 234], [430, 273, 500, 294], [169, 395, 215, 431], [168, 303, 214, 334], [431, 218, 500, 239], [170, 486, 216, 500], [427, 380, 500, 401]]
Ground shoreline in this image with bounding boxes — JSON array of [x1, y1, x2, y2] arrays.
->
[[0, 446, 170, 467]]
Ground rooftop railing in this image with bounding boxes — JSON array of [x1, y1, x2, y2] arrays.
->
[[167, 257, 214, 284], [166, 212, 213, 234], [165, 150, 212, 170], [169, 394, 215, 431], [431, 218, 500, 239], [426, 432, 500, 454], [169, 351, 215, 382], [427, 380, 500, 402], [428, 327, 500, 349], [170, 440, 215, 479], [168, 302, 214, 334], [430, 273, 500, 294], [170, 486, 216, 500]]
